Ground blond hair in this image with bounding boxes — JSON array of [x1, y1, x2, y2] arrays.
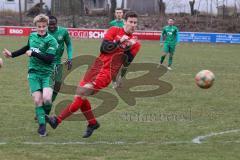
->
[[33, 14, 49, 25]]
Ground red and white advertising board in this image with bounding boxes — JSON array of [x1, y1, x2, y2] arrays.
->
[[0, 26, 161, 40]]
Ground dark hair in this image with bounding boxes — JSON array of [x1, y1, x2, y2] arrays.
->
[[124, 11, 138, 20], [48, 15, 58, 23], [115, 8, 123, 11]]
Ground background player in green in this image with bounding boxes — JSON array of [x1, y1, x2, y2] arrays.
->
[[2, 14, 58, 137], [46, 15, 73, 115], [159, 18, 179, 70], [109, 8, 124, 27]]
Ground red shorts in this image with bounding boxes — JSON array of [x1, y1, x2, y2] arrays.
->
[[79, 68, 111, 91], [79, 53, 124, 92]]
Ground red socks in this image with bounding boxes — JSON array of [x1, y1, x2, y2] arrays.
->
[[80, 99, 97, 125], [57, 96, 83, 123], [57, 96, 97, 125]]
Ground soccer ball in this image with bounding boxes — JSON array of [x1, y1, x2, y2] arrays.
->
[[0, 58, 3, 68], [195, 70, 215, 89]]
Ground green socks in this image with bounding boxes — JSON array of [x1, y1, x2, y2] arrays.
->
[[168, 56, 173, 66], [42, 91, 58, 115], [43, 104, 52, 115], [35, 106, 46, 125], [52, 91, 58, 102], [161, 55, 173, 67], [160, 55, 166, 64]]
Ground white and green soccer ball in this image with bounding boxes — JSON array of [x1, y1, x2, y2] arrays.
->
[[195, 70, 215, 89], [0, 58, 3, 68]]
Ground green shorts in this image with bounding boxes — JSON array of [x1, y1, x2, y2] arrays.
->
[[163, 43, 176, 54], [54, 64, 63, 83], [28, 72, 54, 94]]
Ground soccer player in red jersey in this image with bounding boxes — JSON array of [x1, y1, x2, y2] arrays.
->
[[48, 11, 141, 138]]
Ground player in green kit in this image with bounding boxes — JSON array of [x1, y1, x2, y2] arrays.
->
[[45, 15, 73, 115], [2, 14, 58, 137], [159, 18, 179, 70], [109, 8, 124, 27]]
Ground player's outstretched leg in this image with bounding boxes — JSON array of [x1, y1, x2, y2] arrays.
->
[[48, 96, 84, 129], [48, 97, 100, 138], [47, 115, 59, 129]]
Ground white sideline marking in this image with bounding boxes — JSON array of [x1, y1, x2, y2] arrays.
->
[[223, 141, 240, 144], [180, 73, 192, 76], [23, 141, 125, 145], [0, 142, 7, 145], [23, 141, 190, 145], [2, 129, 239, 145], [192, 129, 240, 144]]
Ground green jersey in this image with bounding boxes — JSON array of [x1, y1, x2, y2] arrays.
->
[[28, 32, 58, 75], [160, 25, 179, 45], [109, 19, 124, 27], [48, 26, 73, 64]]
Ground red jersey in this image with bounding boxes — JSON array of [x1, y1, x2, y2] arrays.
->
[[103, 26, 141, 57], [80, 27, 141, 90]]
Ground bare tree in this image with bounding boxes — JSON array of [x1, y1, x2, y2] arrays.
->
[[24, 0, 27, 12], [70, 0, 77, 28], [194, 0, 202, 26], [189, 0, 195, 16], [158, 0, 166, 16], [80, 0, 85, 16], [51, 0, 54, 14], [121, 0, 125, 9], [206, 0, 209, 28], [210, 0, 213, 25], [109, 0, 117, 21], [234, 0, 237, 17], [40, 0, 43, 13], [206, 0, 209, 14], [19, 0, 23, 25]]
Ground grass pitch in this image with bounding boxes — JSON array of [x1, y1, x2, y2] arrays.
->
[[0, 36, 240, 160]]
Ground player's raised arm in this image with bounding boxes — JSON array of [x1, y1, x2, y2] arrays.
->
[[2, 44, 29, 58], [2, 48, 12, 58]]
